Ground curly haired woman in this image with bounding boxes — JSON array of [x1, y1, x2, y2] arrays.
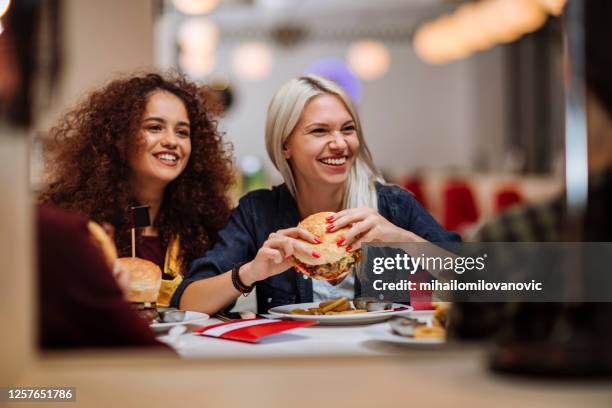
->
[[39, 72, 234, 306]]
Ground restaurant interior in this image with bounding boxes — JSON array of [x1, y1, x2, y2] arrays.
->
[[1, 0, 611, 406]]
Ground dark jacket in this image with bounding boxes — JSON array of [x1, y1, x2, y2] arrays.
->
[[172, 183, 461, 312]]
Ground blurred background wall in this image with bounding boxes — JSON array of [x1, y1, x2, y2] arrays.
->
[[36, 0, 155, 131], [157, 1, 509, 182], [31, 0, 564, 176]]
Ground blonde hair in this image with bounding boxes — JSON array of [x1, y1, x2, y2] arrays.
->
[[265, 74, 384, 209]]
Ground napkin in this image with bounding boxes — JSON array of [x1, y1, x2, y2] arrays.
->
[[194, 319, 316, 343]]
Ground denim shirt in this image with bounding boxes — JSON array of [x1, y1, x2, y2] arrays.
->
[[171, 183, 461, 312]]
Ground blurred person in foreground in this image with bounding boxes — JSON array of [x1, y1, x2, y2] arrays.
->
[[476, 0, 612, 243], [38, 204, 170, 350], [175, 75, 460, 315], [39, 73, 234, 307], [461, 0, 612, 374], [0, 5, 168, 349]]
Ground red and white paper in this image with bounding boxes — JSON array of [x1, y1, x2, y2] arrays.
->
[[194, 319, 316, 343]]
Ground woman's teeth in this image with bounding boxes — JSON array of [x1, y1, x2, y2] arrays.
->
[[156, 153, 178, 162], [320, 157, 347, 166]]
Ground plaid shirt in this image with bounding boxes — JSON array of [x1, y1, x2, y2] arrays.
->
[[474, 170, 612, 243], [474, 198, 564, 242]]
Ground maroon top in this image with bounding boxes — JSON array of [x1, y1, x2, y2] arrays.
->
[[37, 204, 170, 350], [137, 235, 166, 272]]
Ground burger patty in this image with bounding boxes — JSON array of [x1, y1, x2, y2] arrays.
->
[[295, 250, 363, 279]]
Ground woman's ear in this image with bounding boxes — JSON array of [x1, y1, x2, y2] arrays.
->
[[282, 144, 291, 159]]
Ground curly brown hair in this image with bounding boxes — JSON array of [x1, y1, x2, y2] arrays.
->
[[39, 72, 234, 271]]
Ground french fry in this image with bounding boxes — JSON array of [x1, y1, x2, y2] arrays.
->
[[332, 301, 351, 312], [319, 300, 336, 309], [413, 325, 445, 339], [291, 298, 369, 316], [320, 297, 348, 313], [320, 299, 350, 311], [319, 300, 350, 311], [433, 302, 450, 328]]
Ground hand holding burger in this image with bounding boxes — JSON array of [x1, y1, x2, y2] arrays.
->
[[238, 211, 368, 287], [326, 207, 426, 251], [238, 226, 321, 286], [292, 212, 362, 283]]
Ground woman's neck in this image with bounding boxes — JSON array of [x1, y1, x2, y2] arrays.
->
[[130, 178, 165, 236], [295, 179, 344, 218]]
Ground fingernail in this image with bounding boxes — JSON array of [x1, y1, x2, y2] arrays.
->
[[314, 237, 322, 244], [326, 224, 335, 232], [336, 236, 345, 246], [346, 245, 352, 251], [285, 255, 293, 260], [311, 251, 321, 259], [325, 215, 334, 222]]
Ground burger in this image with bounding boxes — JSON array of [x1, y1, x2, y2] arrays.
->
[[293, 212, 362, 282], [117, 257, 162, 323]]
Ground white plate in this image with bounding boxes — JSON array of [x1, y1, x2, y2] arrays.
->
[[150, 311, 209, 332], [365, 323, 445, 346], [268, 302, 413, 325]]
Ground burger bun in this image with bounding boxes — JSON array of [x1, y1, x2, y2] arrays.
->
[[117, 257, 162, 303], [293, 212, 349, 266]]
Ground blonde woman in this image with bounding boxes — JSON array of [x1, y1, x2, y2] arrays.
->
[[175, 75, 459, 314]]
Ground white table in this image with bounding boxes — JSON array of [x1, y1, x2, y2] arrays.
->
[[159, 311, 436, 358]]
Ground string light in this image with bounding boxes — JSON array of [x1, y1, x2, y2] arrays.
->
[[538, 0, 567, 16], [177, 18, 219, 54], [495, 0, 547, 42], [450, 3, 493, 51], [232, 41, 274, 81], [413, 0, 563, 65], [172, 0, 219, 15], [414, 19, 469, 65], [177, 18, 219, 78], [346, 40, 391, 81], [179, 50, 216, 77]]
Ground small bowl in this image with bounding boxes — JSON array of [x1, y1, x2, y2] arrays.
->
[[352, 297, 377, 310], [389, 316, 422, 337], [366, 300, 393, 312], [157, 309, 186, 323]]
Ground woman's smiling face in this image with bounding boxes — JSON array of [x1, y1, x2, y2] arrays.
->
[[127, 90, 192, 188], [284, 93, 359, 189]]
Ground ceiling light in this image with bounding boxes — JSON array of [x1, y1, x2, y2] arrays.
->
[[177, 18, 219, 54], [346, 40, 391, 81], [180, 50, 216, 78], [232, 42, 274, 81], [172, 0, 219, 15]]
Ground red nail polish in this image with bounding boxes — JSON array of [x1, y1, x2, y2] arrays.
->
[[314, 237, 322, 244], [311, 251, 321, 259], [325, 215, 334, 222], [346, 245, 352, 251], [336, 237, 345, 246], [326, 224, 335, 231]]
